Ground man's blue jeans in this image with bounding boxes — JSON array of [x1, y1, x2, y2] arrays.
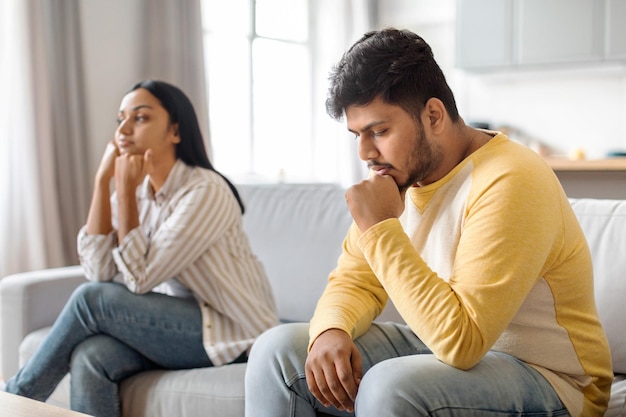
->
[[245, 322, 570, 417], [5, 281, 212, 417]]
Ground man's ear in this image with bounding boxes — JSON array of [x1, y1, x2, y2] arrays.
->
[[423, 98, 446, 135]]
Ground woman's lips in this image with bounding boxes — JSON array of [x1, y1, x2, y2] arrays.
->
[[117, 139, 133, 149]]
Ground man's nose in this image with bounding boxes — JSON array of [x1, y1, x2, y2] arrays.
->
[[358, 136, 378, 161]]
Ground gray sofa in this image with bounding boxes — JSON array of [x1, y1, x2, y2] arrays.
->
[[1, 183, 625, 416]]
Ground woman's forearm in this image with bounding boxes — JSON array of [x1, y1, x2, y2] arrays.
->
[[86, 178, 113, 235], [115, 187, 140, 243]]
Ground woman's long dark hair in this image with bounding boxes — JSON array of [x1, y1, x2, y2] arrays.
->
[[129, 80, 245, 214]]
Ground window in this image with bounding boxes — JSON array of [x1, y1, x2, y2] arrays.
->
[[201, 0, 313, 183]]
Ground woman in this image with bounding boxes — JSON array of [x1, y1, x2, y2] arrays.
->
[[4, 80, 279, 416]]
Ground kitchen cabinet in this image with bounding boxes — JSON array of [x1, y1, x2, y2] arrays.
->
[[606, 0, 626, 59], [456, 0, 626, 70], [517, 0, 603, 65], [456, 0, 513, 69]]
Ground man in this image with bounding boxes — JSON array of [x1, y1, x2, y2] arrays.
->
[[245, 28, 612, 417]]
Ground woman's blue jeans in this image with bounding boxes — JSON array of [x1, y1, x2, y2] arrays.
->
[[5, 281, 212, 416], [245, 323, 570, 417]]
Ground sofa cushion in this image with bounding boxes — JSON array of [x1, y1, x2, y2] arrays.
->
[[570, 198, 626, 374], [605, 375, 626, 417], [120, 365, 246, 417], [238, 183, 353, 323]]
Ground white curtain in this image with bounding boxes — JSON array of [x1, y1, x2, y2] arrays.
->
[[0, 0, 69, 277], [42, 0, 91, 269], [311, 0, 376, 187]]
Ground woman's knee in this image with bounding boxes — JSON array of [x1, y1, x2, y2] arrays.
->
[[70, 335, 116, 376], [70, 281, 107, 303], [70, 335, 148, 382], [68, 281, 127, 311]]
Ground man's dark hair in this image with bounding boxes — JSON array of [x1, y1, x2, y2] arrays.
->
[[326, 28, 459, 122], [130, 80, 245, 214]]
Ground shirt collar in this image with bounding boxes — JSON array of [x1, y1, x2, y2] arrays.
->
[[140, 159, 190, 204]]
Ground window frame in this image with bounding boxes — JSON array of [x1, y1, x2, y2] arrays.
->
[[201, 0, 315, 182]]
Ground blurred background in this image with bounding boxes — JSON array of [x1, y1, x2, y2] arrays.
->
[[1, 0, 625, 275]]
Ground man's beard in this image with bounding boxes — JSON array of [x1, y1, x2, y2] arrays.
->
[[397, 122, 443, 191]]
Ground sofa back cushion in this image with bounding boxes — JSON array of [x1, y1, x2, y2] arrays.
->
[[570, 198, 626, 374], [239, 183, 352, 323]]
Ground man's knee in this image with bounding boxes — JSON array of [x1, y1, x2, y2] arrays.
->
[[247, 323, 309, 379], [356, 359, 404, 414], [250, 323, 308, 358], [355, 356, 440, 415]]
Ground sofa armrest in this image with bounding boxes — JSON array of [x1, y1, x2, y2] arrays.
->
[[0, 265, 86, 379]]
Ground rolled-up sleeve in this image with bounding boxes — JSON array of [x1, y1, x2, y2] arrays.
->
[[77, 225, 118, 281], [111, 227, 149, 292]]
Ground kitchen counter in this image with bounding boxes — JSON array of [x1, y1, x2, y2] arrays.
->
[[544, 157, 626, 171], [543, 157, 626, 199]]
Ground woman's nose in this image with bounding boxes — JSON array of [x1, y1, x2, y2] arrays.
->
[[117, 119, 132, 135]]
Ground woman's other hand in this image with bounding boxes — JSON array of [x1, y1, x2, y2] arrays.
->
[[95, 140, 120, 185]]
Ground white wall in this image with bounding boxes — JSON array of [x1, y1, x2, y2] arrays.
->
[[456, 67, 626, 159], [79, 0, 144, 176], [378, 0, 626, 159]]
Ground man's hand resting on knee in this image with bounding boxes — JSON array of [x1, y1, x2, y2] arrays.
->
[[305, 329, 363, 413]]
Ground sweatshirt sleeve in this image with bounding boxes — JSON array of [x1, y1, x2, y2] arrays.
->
[[308, 222, 389, 349]]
